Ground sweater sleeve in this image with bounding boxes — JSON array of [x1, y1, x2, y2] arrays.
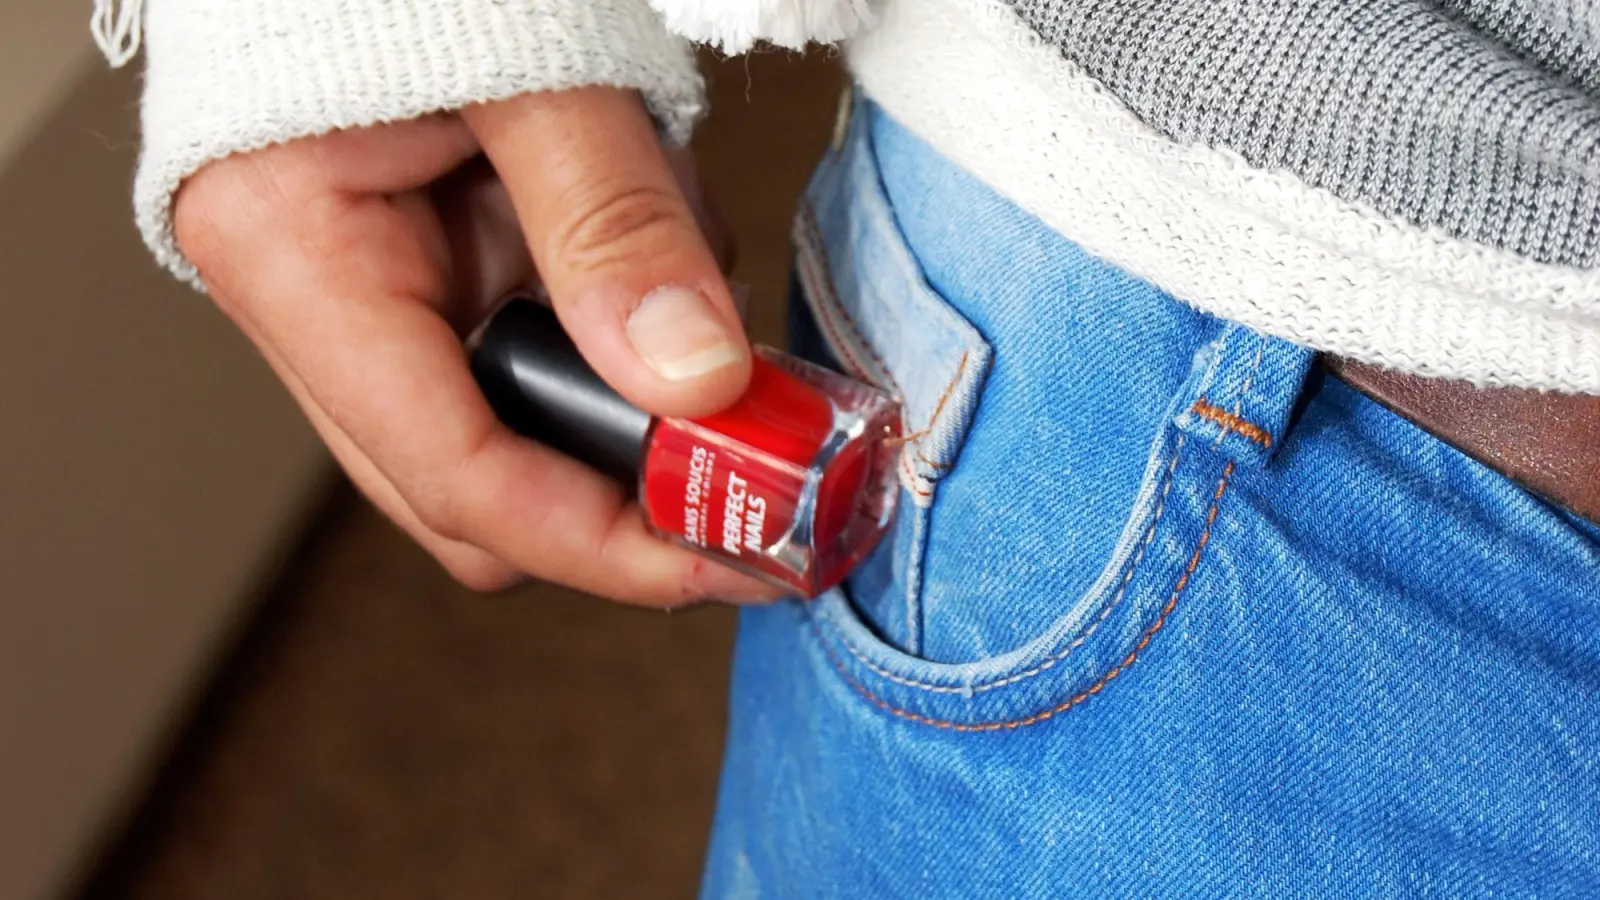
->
[[132, 0, 706, 288]]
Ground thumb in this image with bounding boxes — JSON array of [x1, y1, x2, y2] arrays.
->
[[461, 88, 751, 419]]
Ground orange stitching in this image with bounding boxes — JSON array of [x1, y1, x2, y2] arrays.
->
[[816, 461, 1236, 732], [798, 205, 902, 396], [900, 453, 934, 498], [1190, 399, 1272, 448], [910, 352, 969, 470], [795, 227, 879, 386], [885, 351, 969, 465], [884, 429, 931, 449], [798, 209, 929, 501], [832, 435, 1187, 694]]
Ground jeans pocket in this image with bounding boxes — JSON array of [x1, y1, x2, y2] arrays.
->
[[796, 333, 1242, 731], [785, 95, 1273, 730]]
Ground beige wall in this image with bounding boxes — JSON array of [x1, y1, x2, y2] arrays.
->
[[0, 10, 330, 898], [0, 0, 92, 167]]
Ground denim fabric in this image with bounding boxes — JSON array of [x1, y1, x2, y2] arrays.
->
[[701, 97, 1600, 898]]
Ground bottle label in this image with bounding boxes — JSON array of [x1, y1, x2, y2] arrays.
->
[[681, 445, 715, 547], [640, 351, 902, 594], [720, 473, 768, 557]]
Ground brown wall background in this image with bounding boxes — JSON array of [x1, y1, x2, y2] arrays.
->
[[0, 27, 330, 900]]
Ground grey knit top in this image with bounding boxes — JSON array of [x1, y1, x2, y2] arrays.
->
[[1008, 0, 1600, 268]]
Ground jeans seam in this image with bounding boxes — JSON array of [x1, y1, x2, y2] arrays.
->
[[1236, 336, 1267, 417], [795, 203, 973, 480], [812, 460, 1236, 732], [1219, 334, 1268, 448], [794, 215, 935, 502], [794, 208, 892, 390], [905, 504, 929, 656], [888, 351, 970, 471], [1187, 328, 1275, 454], [823, 434, 1188, 695]]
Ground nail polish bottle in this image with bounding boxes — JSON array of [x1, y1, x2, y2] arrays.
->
[[467, 296, 902, 597]]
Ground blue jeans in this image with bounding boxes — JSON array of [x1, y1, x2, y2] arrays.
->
[[700, 97, 1600, 898]]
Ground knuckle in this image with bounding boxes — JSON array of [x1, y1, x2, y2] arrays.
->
[[406, 433, 498, 545], [443, 556, 523, 594], [553, 183, 691, 274], [412, 488, 471, 544], [172, 150, 305, 277], [171, 166, 246, 272]]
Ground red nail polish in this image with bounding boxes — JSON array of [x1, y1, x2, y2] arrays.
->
[[468, 297, 902, 596]]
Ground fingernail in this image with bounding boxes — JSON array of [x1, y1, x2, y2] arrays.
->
[[626, 286, 745, 382]]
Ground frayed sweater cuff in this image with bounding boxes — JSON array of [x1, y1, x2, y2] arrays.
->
[[135, 0, 705, 288]]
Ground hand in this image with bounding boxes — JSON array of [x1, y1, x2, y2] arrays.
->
[[174, 87, 779, 606]]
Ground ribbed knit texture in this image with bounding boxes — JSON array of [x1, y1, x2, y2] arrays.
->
[[1007, 0, 1600, 268], [136, 0, 705, 288], [847, 0, 1600, 393], [1449, 0, 1600, 96]]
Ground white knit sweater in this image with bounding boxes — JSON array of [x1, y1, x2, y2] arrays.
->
[[103, 0, 1600, 394]]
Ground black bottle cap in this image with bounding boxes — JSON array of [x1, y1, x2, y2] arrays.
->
[[467, 296, 652, 483]]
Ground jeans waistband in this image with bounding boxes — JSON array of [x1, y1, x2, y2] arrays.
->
[[800, 91, 1317, 485]]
